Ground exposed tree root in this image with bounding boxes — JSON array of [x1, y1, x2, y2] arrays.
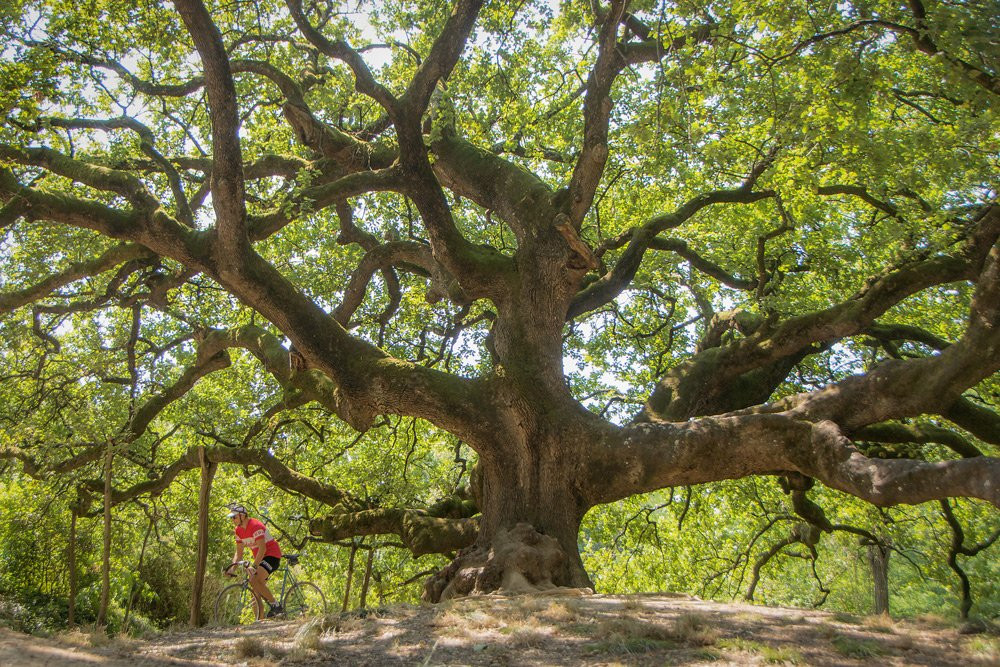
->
[[422, 523, 574, 603]]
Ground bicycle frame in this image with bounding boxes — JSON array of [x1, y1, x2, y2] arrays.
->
[[215, 554, 326, 624], [232, 560, 298, 613]]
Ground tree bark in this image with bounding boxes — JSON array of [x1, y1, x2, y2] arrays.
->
[[867, 543, 890, 615], [123, 518, 154, 632], [422, 437, 595, 602], [342, 541, 357, 612], [360, 546, 374, 609], [190, 447, 217, 626], [67, 510, 77, 628], [98, 445, 112, 627]]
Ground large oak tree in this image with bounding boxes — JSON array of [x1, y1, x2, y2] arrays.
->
[[2, 0, 998, 601]]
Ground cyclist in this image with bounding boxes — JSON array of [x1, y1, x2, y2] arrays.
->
[[223, 503, 284, 619]]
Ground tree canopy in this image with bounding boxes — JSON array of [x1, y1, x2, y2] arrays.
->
[[1, 0, 998, 619]]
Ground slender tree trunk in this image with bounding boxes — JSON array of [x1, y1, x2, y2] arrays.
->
[[342, 541, 358, 612], [190, 447, 217, 626], [67, 510, 77, 628], [123, 518, 154, 631], [868, 543, 890, 615], [98, 444, 113, 626], [359, 546, 374, 609]]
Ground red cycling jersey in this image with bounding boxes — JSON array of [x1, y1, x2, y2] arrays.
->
[[234, 517, 282, 559]]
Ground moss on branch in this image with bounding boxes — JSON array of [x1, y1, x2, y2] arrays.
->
[[310, 500, 480, 557]]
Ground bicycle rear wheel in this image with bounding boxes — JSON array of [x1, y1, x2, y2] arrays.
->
[[284, 581, 327, 618], [214, 583, 257, 625]]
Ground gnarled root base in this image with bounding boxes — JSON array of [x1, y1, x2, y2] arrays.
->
[[422, 523, 572, 603]]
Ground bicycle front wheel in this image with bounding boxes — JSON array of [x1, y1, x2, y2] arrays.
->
[[214, 583, 257, 625], [284, 581, 327, 618]]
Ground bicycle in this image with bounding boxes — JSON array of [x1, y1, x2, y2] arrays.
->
[[213, 553, 327, 625]]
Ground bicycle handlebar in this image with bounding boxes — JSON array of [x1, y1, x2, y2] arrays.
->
[[223, 560, 255, 576]]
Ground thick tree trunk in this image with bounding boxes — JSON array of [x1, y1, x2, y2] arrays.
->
[[423, 448, 593, 602]]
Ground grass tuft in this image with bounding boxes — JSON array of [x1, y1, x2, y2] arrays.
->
[[233, 636, 278, 659], [760, 644, 803, 664], [586, 636, 675, 655], [507, 626, 551, 648], [913, 613, 954, 628], [538, 600, 580, 623], [964, 636, 1000, 662], [594, 617, 675, 642], [289, 616, 324, 656], [831, 634, 889, 658], [673, 613, 719, 646], [718, 637, 767, 653], [863, 613, 896, 634], [621, 597, 646, 613], [690, 647, 723, 661], [832, 612, 861, 624]]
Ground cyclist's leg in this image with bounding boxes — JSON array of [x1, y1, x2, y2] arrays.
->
[[250, 591, 265, 620], [258, 557, 283, 605], [249, 567, 277, 604]]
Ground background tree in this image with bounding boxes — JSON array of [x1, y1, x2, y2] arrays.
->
[[1, 0, 997, 612]]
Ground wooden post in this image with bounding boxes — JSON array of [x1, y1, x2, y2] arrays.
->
[[342, 541, 358, 612], [97, 444, 113, 626], [868, 543, 890, 615], [359, 546, 375, 609], [190, 446, 217, 626], [68, 510, 77, 627]]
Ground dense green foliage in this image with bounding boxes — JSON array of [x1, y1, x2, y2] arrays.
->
[[1, 0, 998, 631]]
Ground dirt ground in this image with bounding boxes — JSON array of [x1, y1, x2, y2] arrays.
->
[[2, 591, 998, 666]]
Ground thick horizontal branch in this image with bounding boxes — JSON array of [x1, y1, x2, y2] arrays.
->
[[197, 323, 495, 442], [247, 166, 406, 240], [773, 236, 1000, 429], [0, 145, 156, 208], [619, 22, 716, 66], [854, 421, 983, 458], [865, 322, 952, 351], [0, 166, 145, 239], [77, 444, 354, 516], [943, 398, 1000, 446], [0, 243, 154, 314], [311, 506, 479, 557], [659, 205, 1000, 413], [590, 415, 1000, 509]]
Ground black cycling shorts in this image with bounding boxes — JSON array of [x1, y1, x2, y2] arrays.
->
[[259, 555, 281, 575]]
